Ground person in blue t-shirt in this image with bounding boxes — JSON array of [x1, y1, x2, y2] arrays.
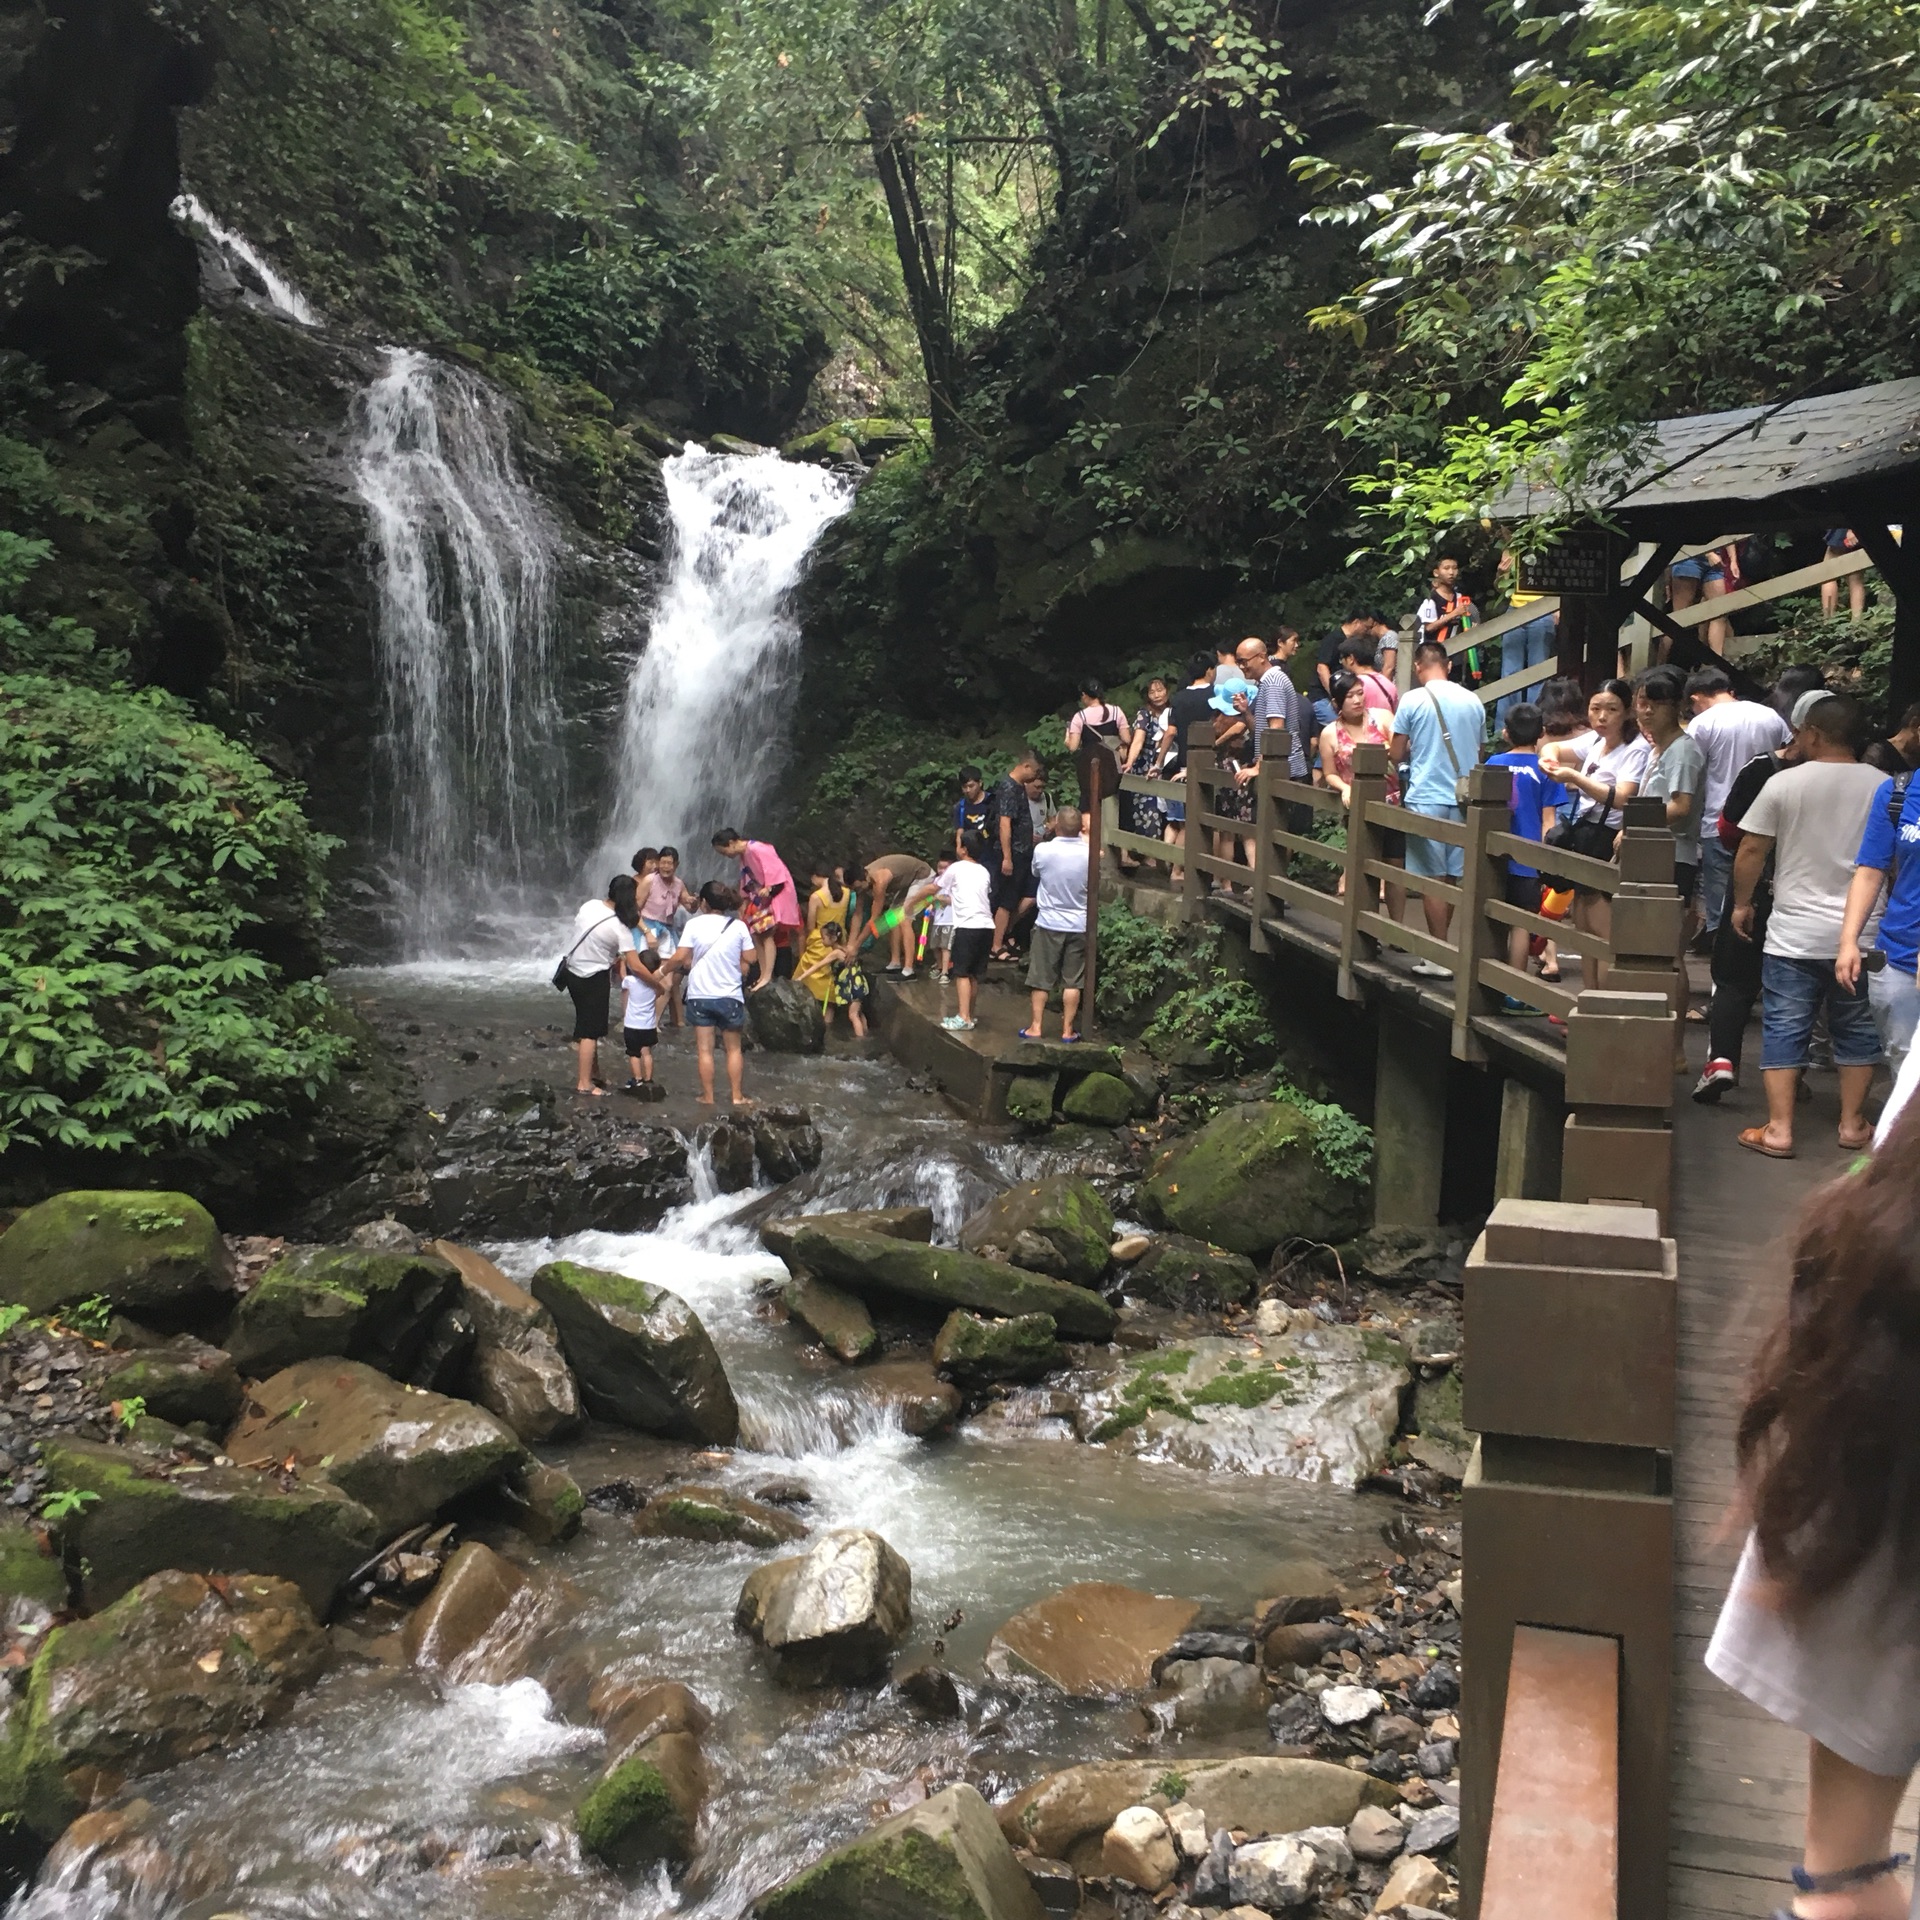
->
[[1836, 768, 1920, 1075], [1486, 701, 1567, 1012], [952, 765, 989, 855]]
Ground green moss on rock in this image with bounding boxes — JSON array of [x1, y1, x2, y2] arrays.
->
[[0, 1191, 232, 1327], [959, 1176, 1113, 1286], [1060, 1073, 1134, 1128], [577, 1752, 688, 1866], [1002, 1074, 1057, 1128], [932, 1311, 1061, 1388], [225, 1245, 458, 1379]]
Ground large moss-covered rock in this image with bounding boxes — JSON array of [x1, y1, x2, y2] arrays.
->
[[754, 1783, 1044, 1920], [531, 1261, 738, 1444], [735, 1529, 911, 1686], [781, 1275, 876, 1362], [1123, 1235, 1258, 1310], [1003, 1074, 1058, 1127], [225, 1244, 459, 1380], [933, 1312, 1061, 1388], [226, 1359, 525, 1536], [426, 1241, 581, 1442], [0, 1518, 66, 1613], [578, 1731, 708, 1870], [637, 1485, 807, 1548], [1060, 1073, 1134, 1127], [0, 1569, 327, 1838], [760, 1207, 934, 1262], [41, 1438, 380, 1613], [784, 1226, 1117, 1341], [100, 1336, 243, 1430], [0, 1191, 233, 1328], [959, 1177, 1113, 1286], [1142, 1101, 1368, 1257]]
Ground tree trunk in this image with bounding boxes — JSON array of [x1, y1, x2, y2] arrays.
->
[[864, 91, 960, 446]]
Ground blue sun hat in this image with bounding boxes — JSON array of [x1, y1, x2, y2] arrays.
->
[[1209, 673, 1256, 714]]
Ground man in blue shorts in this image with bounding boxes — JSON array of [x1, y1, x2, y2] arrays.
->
[[1390, 639, 1487, 973]]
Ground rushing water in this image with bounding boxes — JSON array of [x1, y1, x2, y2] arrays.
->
[[596, 449, 855, 878], [8, 969, 1391, 1920], [353, 350, 569, 956], [170, 193, 318, 326]]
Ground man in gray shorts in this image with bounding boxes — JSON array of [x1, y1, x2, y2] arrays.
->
[[1022, 808, 1088, 1043]]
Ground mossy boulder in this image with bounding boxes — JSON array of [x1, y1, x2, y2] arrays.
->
[[41, 1438, 381, 1613], [785, 1226, 1116, 1341], [1142, 1102, 1368, 1258], [0, 1569, 328, 1839], [497, 1460, 585, 1545], [1002, 1073, 1057, 1127], [1060, 1073, 1134, 1128], [226, 1358, 525, 1536], [933, 1312, 1061, 1388], [577, 1730, 708, 1870], [0, 1191, 233, 1329], [761, 1208, 933, 1262], [753, 1782, 1044, 1920], [638, 1484, 806, 1547], [781, 1275, 876, 1362], [426, 1241, 581, 1443], [1123, 1235, 1258, 1310], [225, 1244, 459, 1380], [0, 1518, 65, 1613], [960, 1176, 1113, 1286], [531, 1261, 738, 1444], [100, 1336, 243, 1430]]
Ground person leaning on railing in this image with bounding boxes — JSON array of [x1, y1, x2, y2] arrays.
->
[[1542, 678, 1650, 989], [1706, 1099, 1920, 1920], [1317, 670, 1404, 921]]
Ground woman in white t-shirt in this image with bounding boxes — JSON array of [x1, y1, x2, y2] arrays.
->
[[1544, 680, 1653, 985], [670, 882, 758, 1106], [562, 876, 640, 1096], [936, 832, 996, 1031]]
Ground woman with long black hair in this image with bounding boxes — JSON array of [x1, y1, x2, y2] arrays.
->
[[1707, 1107, 1920, 1919], [561, 874, 640, 1096]]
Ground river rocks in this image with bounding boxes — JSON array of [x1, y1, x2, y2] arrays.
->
[[734, 1528, 911, 1686], [497, 1460, 585, 1544], [960, 1176, 1113, 1285], [1122, 1235, 1258, 1310], [1103, 1806, 1176, 1890], [752, 1108, 824, 1182], [225, 1243, 459, 1380], [100, 1336, 243, 1430], [934, 1311, 1061, 1388], [1230, 1834, 1318, 1909], [747, 981, 825, 1054], [1142, 1101, 1369, 1258], [1004, 1073, 1058, 1127], [0, 1569, 327, 1837], [1145, 1655, 1267, 1734], [531, 1261, 738, 1444], [427, 1241, 582, 1442], [636, 1485, 807, 1547], [590, 1675, 712, 1754], [782, 1225, 1118, 1340], [1374, 1852, 1449, 1912], [700, 1117, 760, 1193], [985, 1582, 1200, 1696], [1076, 1331, 1409, 1485], [781, 1275, 876, 1362], [0, 1191, 234, 1329], [0, 1518, 66, 1613], [1348, 1805, 1406, 1862], [403, 1541, 527, 1672], [577, 1730, 708, 1869], [227, 1359, 524, 1535], [424, 1081, 692, 1238], [753, 1782, 1043, 1920], [1060, 1072, 1134, 1127], [760, 1207, 934, 1261], [41, 1438, 380, 1613]]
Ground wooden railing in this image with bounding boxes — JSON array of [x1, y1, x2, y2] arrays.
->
[[1103, 723, 1684, 1065]]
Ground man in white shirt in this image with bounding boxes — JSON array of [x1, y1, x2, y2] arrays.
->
[[1022, 809, 1090, 1043], [1729, 693, 1886, 1157], [1685, 666, 1790, 933]]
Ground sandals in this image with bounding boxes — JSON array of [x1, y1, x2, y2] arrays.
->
[[1018, 1027, 1044, 1041], [1738, 1127, 1795, 1159], [1770, 1853, 1912, 1917]]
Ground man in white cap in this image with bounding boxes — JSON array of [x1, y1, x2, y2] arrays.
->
[[1727, 690, 1887, 1158]]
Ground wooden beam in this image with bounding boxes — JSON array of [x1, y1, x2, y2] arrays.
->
[[1480, 1626, 1619, 1920]]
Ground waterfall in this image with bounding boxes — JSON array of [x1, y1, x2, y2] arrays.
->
[[597, 447, 855, 877], [352, 347, 568, 955], [170, 193, 317, 326]]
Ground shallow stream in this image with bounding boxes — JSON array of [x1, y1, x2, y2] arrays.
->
[[12, 969, 1394, 1920]]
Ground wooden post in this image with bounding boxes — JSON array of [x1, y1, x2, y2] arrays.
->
[[1340, 742, 1389, 1000], [1451, 762, 1511, 1061], [1182, 721, 1213, 922]]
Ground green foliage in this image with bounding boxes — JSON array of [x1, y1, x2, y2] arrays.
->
[[0, 542, 348, 1153], [113, 1397, 147, 1433], [1093, 904, 1187, 1024], [0, 1307, 30, 1341], [62, 1298, 112, 1337], [1143, 961, 1278, 1073], [1272, 1077, 1374, 1185], [37, 1489, 98, 1524], [1302, 0, 1920, 560], [1738, 600, 1895, 726]]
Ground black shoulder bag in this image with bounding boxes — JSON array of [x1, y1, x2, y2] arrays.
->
[[552, 914, 618, 991]]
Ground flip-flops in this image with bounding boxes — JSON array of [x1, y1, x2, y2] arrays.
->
[[1018, 1027, 1044, 1041], [1738, 1127, 1795, 1159]]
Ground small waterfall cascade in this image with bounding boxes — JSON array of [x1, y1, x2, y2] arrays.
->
[[597, 447, 855, 875], [169, 193, 317, 325], [352, 347, 568, 954]]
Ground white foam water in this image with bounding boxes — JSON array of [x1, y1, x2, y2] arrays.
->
[[596, 447, 855, 876], [170, 192, 317, 325]]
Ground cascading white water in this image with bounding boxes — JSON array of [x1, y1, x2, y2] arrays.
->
[[169, 192, 317, 325], [597, 447, 855, 876], [353, 347, 568, 955]]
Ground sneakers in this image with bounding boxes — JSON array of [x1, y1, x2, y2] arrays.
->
[[1409, 958, 1452, 979], [1500, 995, 1545, 1016], [1692, 1057, 1736, 1103], [899, 967, 916, 981], [940, 1014, 976, 1031]]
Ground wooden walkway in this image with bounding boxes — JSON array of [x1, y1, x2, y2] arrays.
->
[[1667, 1014, 1913, 1917]]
